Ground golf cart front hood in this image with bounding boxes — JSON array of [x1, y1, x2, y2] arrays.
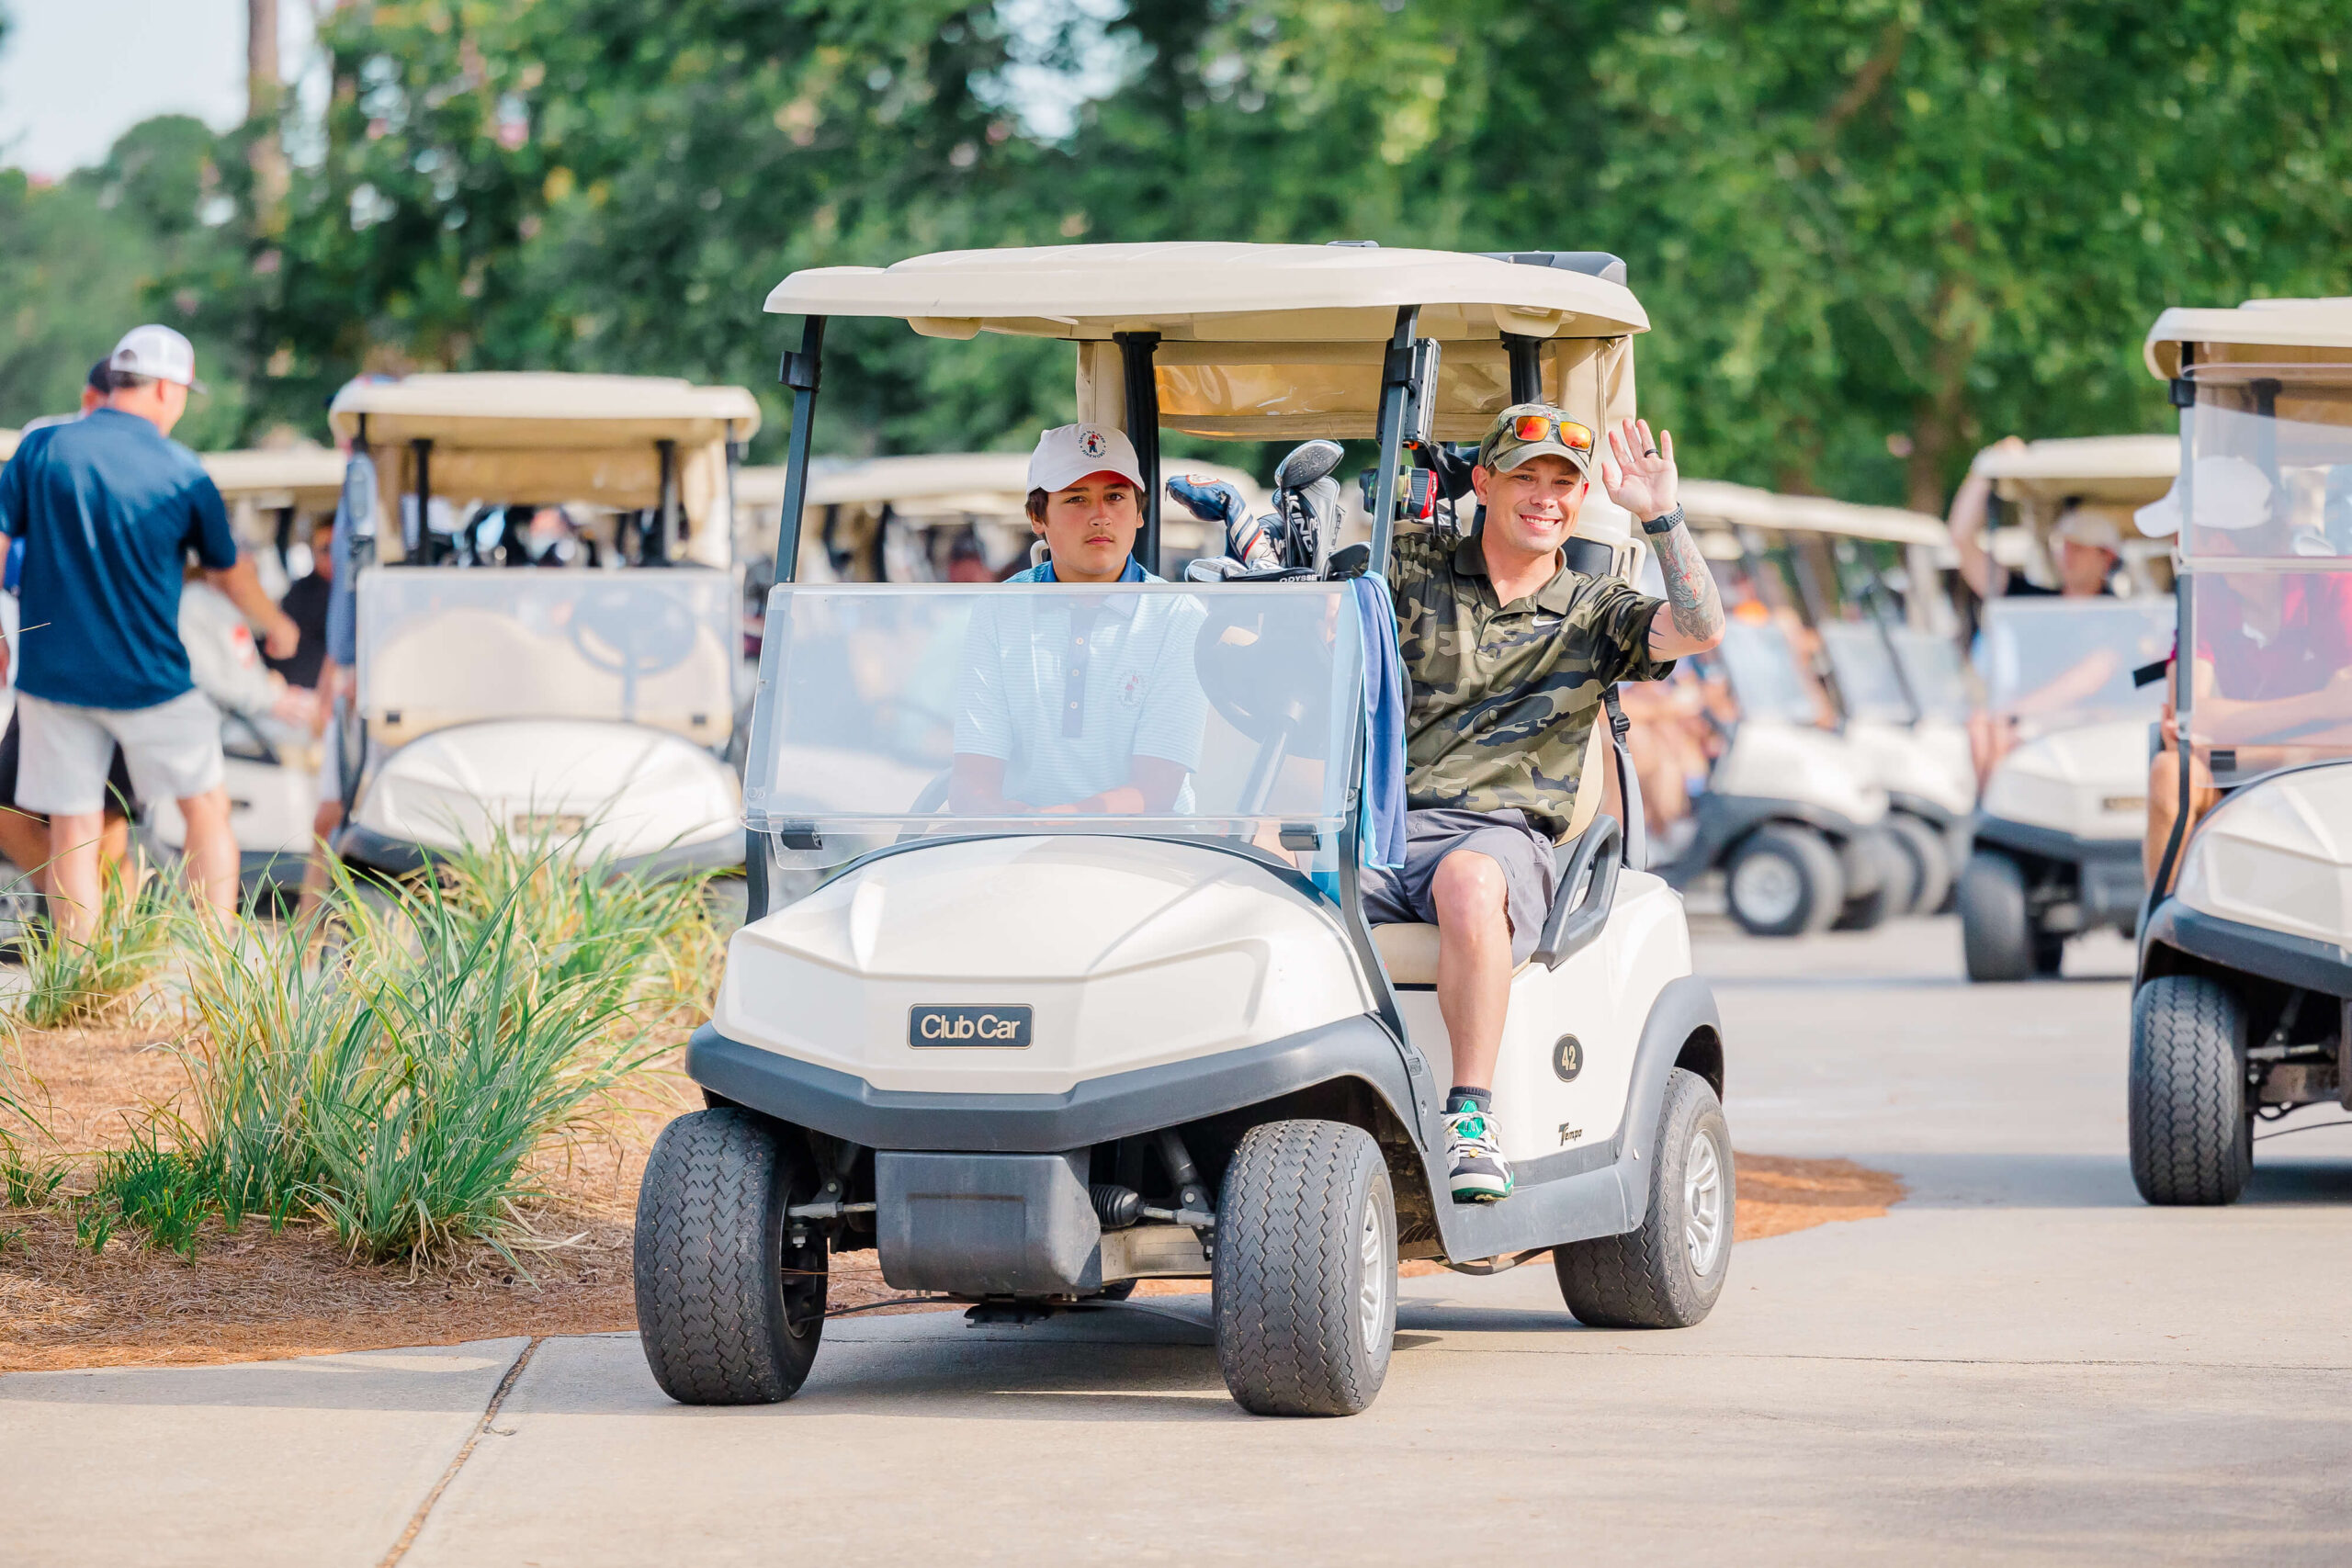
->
[[2177, 762, 2352, 949], [1711, 720, 1888, 826], [1846, 719, 1976, 818], [716, 835, 1372, 1095], [354, 718, 741, 860], [1981, 718, 2149, 841]]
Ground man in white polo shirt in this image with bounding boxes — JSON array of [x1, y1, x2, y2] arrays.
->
[[949, 423, 1207, 816]]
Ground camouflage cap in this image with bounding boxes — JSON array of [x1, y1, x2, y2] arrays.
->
[[1476, 402, 1597, 478]]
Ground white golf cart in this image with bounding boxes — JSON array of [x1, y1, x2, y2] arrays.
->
[[324, 373, 758, 878], [137, 446, 348, 898], [2129, 298, 2352, 1204], [634, 243, 1735, 1417], [1959, 438, 2180, 981], [1670, 482, 1973, 926]]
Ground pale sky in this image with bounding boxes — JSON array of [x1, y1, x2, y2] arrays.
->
[[0, 0, 315, 179]]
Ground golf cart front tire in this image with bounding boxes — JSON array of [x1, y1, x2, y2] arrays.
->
[[634, 1108, 829, 1404], [1724, 825, 1843, 937], [1883, 812, 1952, 917], [1555, 1068, 1734, 1328], [1959, 850, 2035, 981], [1213, 1119, 1396, 1417], [2129, 976, 2253, 1206]]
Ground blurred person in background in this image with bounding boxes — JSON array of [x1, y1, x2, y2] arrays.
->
[[0, 327, 297, 935]]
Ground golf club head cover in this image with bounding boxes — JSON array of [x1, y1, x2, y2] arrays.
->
[[1167, 474, 1282, 570]]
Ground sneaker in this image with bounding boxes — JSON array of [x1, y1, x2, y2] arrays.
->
[[1445, 1106, 1514, 1203]]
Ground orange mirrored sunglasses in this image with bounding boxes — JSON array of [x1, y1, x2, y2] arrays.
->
[[1510, 413, 1594, 450]]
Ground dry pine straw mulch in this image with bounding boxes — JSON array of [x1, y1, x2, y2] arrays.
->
[[0, 1028, 1905, 1373]]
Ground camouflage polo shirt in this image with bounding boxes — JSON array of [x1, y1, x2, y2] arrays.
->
[[1389, 527, 1674, 842]]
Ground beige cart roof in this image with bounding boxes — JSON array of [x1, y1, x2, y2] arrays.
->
[[2145, 298, 2352, 378], [1970, 435, 2178, 508], [765, 243, 1647, 442], [1681, 479, 1948, 547], [201, 446, 349, 510], [327, 373, 761, 446]]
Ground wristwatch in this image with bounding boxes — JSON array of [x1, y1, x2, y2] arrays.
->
[[1639, 505, 1686, 537]]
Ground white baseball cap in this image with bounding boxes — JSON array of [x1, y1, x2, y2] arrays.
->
[[2051, 508, 2122, 552], [2133, 456, 2274, 538], [1028, 423, 1144, 494], [107, 323, 205, 392]]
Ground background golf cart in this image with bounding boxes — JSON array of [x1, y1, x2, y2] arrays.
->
[[1667, 481, 1973, 931], [134, 446, 348, 901], [1960, 437, 2180, 981], [641, 242, 1734, 1417], [325, 373, 758, 882], [2130, 298, 2352, 1204]]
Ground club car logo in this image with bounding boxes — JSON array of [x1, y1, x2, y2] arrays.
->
[[1079, 428, 1110, 457], [909, 1004, 1034, 1048]]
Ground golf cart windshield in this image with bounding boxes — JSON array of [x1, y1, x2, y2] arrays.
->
[[1815, 622, 1913, 724], [741, 582, 1363, 860], [1715, 620, 1820, 727], [1975, 598, 2175, 734], [2184, 566, 2352, 765], [1888, 629, 1974, 725], [2181, 367, 2352, 560], [356, 568, 739, 748]]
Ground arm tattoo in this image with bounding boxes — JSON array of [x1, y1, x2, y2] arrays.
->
[[1651, 518, 1725, 644]]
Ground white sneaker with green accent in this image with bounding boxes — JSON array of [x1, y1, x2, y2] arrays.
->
[[1445, 1106, 1514, 1203]]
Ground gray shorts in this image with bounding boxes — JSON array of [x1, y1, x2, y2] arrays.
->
[[1362, 807, 1557, 967], [15, 690, 224, 816]]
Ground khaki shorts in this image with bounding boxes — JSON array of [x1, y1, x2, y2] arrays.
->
[[15, 690, 224, 816], [1362, 807, 1557, 968]]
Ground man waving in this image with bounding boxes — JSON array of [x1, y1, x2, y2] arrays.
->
[[1370, 406, 1724, 1202]]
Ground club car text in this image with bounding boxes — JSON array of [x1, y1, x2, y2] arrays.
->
[[908, 1004, 1035, 1048]]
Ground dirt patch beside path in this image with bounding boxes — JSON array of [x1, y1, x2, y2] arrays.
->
[[2, 1030, 1902, 1370]]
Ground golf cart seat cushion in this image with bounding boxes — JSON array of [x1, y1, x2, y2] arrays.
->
[[1370, 921, 1533, 987]]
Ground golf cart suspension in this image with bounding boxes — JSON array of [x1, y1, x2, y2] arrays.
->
[[1088, 1129, 1217, 1231]]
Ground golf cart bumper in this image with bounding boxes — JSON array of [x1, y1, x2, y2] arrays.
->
[[334, 821, 743, 881], [1971, 813, 2145, 931], [2141, 900, 2352, 998], [688, 1012, 1420, 1155]]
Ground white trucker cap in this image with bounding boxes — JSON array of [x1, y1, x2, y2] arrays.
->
[[107, 323, 205, 392], [1028, 423, 1145, 494], [2133, 456, 2273, 538]]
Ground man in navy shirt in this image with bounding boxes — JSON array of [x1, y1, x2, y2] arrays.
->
[[0, 325, 298, 932]]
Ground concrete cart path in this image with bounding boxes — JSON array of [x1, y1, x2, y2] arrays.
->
[[8, 921, 2352, 1565]]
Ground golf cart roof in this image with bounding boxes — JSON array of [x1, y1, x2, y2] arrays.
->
[[765, 243, 1648, 440], [328, 372, 761, 446], [2145, 297, 2352, 378], [201, 446, 348, 510], [1970, 435, 2179, 507], [1680, 479, 1949, 547]]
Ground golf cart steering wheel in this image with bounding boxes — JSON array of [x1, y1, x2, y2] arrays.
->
[[566, 586, 702, 720], [1194, 604, 1339, 815]]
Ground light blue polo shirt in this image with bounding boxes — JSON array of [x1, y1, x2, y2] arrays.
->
[[954, 560, 1209, 810]]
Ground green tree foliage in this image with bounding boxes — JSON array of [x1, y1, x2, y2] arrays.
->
[[6, 0, 2346, 512]]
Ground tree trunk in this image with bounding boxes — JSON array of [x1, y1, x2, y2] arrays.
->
[[1905, 276, 1984, 515], [248, 0, 289, 231]]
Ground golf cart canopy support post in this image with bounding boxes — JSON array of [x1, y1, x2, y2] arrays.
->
[[1369, 305, 1420, 575], [773, 315, 827, 588], [409, 438, 432, 563], [1116, 331, 1162, 570]]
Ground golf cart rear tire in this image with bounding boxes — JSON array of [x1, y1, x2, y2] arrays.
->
[[634, 1108, 827, 1404], [1883, 812, 1951, 917], [1724, 825, 1843, 938], [1958, 850, 2034, 981], [1212, 1119, 1396, 1417], [2129, 976, 2253, 1206], [1555, 1069, 1734, 1328]]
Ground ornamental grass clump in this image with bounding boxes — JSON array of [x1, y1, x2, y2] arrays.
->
[[13, 863, 177, 1030], [105, 833, 711, 1269]]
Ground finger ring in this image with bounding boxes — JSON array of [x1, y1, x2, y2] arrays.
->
[[1645, 447, 1658, 458]]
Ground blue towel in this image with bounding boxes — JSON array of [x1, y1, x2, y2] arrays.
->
[[1351, 573, 1408, 871]]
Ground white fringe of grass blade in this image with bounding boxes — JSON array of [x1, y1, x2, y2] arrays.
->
[[13, 862, 178, 1031]]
